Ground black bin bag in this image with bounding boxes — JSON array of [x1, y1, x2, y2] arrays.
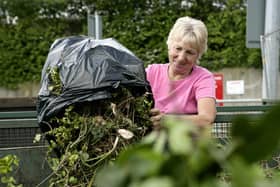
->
[[37, 36, 151, 132]]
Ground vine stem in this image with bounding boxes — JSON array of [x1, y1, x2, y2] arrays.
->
[[85, 136, 120, 166], [35, 143, 72, 187], [70, 117, 88, 148], [86, 136, 120, 187]]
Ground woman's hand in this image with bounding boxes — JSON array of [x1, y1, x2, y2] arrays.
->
[[150, 108, 164, 129]]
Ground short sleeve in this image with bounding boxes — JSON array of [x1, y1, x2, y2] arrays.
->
[[195, 73, 216, 100]]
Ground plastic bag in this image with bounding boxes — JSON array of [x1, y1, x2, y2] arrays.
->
[[37, 36, 151, 132]]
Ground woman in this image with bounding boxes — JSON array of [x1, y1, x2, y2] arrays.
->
[[146, 16, 216, 128]]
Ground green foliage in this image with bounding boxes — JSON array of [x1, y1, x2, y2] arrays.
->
[[47, 66, 62, 95], [231, 103, 280, 163], [95, 103, 280, 187], [202, 0, 262, 70], [0, 0, 262, 88], [0, 155, 22, 187], [0, 0, 86, 89], [95, 119, 224, 187]]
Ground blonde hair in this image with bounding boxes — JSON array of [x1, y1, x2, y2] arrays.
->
[[166, 16, 208, 58]]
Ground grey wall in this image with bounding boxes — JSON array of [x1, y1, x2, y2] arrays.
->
[[215, 68, 263, 99], [0, 82, 40, 98]]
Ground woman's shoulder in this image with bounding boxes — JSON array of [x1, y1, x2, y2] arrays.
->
[[194, 65, 213, 76], [146, 64, 168, 82], [146, 63, 168, 69], [146, 63, 168, 73]]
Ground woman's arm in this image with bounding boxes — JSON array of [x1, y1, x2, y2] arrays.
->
[[150, 97, 216, 128], [179, 97, 216, 127]]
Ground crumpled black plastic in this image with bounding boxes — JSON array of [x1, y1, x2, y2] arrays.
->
[[37, 36, 151, 132]]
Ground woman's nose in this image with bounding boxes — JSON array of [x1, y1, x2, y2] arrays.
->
[[177, 52, 187, 61]]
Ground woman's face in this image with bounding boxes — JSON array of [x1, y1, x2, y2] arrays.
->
[[168, 40, 199, 78]]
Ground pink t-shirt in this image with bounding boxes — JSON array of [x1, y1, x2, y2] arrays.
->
[[146, 64, 216, 114]]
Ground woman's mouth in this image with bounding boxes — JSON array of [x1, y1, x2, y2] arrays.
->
[[174, 61, 187, 69], [172, 62, 186, 72]]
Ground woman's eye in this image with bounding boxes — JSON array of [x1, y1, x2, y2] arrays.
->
[[186, 51, 196, 55], [175, 47, 181, 51]]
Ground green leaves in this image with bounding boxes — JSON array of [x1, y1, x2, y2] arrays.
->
[[0, 0, 85, 89], [95, 103, 280, 187], [95, 117, 225, 187], [95, 144, 169, 187], [164, 117, 195, 155], [230, 157, 264, 187], [201, 0, 262, 70], [129, 177, 174, 187], [118, 145, 165, 178], [47, 66, 62, 95], [231, 103, 280, 163], [0, 155, 22, 187]]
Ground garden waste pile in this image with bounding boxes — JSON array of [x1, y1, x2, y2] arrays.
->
[[36, 36, 153, 186]]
